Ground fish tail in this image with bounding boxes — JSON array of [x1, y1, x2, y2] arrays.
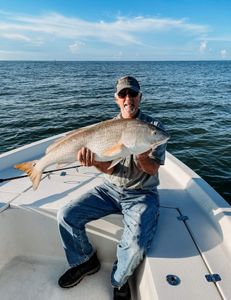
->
[[14, 160, 42, 190]]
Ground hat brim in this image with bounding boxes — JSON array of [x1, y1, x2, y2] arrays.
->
[[116, 84, 140, 94]]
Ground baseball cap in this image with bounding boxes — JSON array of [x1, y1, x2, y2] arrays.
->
[[116, 76, 140, 94]]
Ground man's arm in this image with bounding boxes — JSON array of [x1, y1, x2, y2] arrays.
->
[[135, 149, 160, 175], [77, 147, 114, 175]]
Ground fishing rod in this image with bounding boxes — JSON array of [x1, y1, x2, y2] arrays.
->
[[0, 164, 82, 183]]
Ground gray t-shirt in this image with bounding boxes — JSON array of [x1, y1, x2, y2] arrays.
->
[[104, 111, 168, 191]]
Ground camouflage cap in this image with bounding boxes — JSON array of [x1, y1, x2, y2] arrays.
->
[[116, 76, 140, 94]]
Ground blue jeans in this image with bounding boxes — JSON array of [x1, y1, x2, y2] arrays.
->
[[57, 181, 159, 288]]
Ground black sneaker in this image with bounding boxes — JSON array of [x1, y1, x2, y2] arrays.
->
[[58, 253, 100, 288], [113, 282, 131, 300]]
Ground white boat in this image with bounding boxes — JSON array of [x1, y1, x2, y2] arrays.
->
[[0, 134, 230, 300]]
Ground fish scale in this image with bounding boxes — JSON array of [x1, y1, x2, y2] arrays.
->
[[14, 118, 170, 190]]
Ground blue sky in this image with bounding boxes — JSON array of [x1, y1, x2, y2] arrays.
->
[[0, 0, 230, 60]]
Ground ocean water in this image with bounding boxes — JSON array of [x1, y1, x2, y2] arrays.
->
[[0, 61, 230, 203]]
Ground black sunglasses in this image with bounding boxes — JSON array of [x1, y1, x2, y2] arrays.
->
[[118, 89, 139, 98]]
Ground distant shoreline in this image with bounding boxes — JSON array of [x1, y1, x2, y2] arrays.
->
[[1, 60, 231, 63]]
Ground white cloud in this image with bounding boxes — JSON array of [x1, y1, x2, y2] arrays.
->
[[1, 33, 31, 42], [0, 11, 209, 47], [205, 36, 231, 42], [199, 40, 207, 53], [220, 49, 227, 58], [69, 41, 85, 53], [113, 16, 208, 34]]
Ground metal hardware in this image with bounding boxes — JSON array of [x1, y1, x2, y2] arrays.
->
[[177, 215, 189, 221], [60, 171, 67, 176], [205, 274, 221, 282], [166, 274, 181, 286]]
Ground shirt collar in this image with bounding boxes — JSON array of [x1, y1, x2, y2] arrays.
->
[[116, 109, 141, 119]]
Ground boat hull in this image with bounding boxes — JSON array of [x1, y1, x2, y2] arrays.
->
[[0, 134, 230, 300]]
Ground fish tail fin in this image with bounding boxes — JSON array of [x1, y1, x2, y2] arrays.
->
[[14, 160, 42, 190]]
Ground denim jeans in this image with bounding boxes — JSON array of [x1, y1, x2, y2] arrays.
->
[[57, 181, 159, 288]]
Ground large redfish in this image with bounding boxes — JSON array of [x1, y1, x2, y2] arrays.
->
[[15, 118, 169, 190]]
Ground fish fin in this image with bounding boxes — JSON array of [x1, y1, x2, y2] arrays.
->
[[108, 157, 124, 169], [14, 160, 42, 190], [103, 143, 125, 157]]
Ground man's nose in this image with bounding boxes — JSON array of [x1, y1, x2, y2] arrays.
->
[[125, 93, 132, 99]]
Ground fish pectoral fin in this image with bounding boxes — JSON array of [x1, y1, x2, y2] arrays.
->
[[108, 157, 124, 169], [103, 143, 126, 157], [103, 143, 128, 169]]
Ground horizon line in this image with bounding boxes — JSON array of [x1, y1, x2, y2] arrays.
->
[[0, 59, 230, 62]]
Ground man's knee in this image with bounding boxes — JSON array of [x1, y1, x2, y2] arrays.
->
[[57, 204, 80, 226], [57, 205, 68, 225]]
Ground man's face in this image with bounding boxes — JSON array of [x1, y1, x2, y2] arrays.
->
[[115, 88, 141, 118]]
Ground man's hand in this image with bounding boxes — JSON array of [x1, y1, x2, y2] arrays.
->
[[77, 147, 114, 174], [77, 147, 96, 167], [136, 149, 160, 176], [136, 149, 152, 161]]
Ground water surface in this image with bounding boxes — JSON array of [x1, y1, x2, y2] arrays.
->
[[0, 61, 230, 203]]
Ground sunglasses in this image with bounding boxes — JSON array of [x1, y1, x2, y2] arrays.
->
[[117, 89, 139, 98]]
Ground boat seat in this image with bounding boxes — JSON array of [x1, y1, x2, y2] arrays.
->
[[133, 206, 222, 300]]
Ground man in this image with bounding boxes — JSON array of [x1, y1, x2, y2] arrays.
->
[[57, 76, 168, 299]]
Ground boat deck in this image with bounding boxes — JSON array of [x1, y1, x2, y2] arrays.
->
[[0, 144, 231, 299], [0, 255, 112, 300]]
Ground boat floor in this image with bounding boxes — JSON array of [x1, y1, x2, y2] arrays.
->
[[1, 149, 231, 299], [0, 256, 113, 300]]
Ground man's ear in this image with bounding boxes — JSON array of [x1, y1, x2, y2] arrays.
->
[[114, 93, 119, 105]]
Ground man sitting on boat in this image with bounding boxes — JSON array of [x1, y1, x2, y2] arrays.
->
[[57, 76, 168, 299]]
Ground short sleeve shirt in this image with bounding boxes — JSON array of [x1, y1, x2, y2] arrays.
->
[[104, 111, 168, 191]]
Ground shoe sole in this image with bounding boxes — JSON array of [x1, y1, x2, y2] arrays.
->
[[59, 264, 101, 288]]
